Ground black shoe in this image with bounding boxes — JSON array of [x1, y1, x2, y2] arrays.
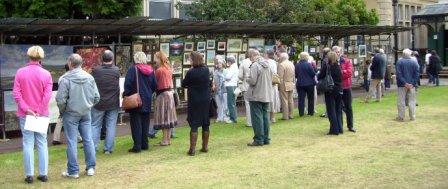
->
[[320, 114, 327, 118], [264, 141, 270, 145], [25, 176, 33, 184], [348, 128, 356, 133], [247, 142, 264, 147], [327, 133, 339, 136], [171, 135, 177, 139], [37, 175, 48, 182], [52, 141, 62, 145], [141, 147, 149, 151], [128, 148, 141, 153]]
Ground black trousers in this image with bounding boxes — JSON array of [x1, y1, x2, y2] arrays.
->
[[297, 85, 315, 116], [130, 112, 150, 150], [324, 91, 343, 134], [341, 89, 353, 130]]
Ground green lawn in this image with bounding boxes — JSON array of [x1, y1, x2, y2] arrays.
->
[[1, 87, 448, 189]]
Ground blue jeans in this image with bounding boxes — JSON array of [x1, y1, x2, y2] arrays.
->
[[63, 113, 96, 174], [91, 108, 119, 152], [19, 117, 48, 176]]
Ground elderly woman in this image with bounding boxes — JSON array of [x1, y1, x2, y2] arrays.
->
[[224, 55, 239, 123], [318, 51, 343, 135], [124, 52, 157, 153], [13, 46, 53, 183], [213, 55, 230, 123], [265, 50, 281, 123], [182, 52, 211, 156], [153, 51, 177, 146], [295, 52, 316, 117]]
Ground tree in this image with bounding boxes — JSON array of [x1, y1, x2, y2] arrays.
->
[[0, 0, 142, 19]]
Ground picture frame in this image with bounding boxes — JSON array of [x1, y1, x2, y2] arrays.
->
[[217, 42, 226, 51], [206, 50, 216, 65], [160, 43, 170, 57], [184, 42, 194, 51], [242, 43, 248, 52], [207, 40, 216, 50], [248, 38, 265, 52], [197, 42, 206, 51], [183, 52, 191, 65], [183, 68, 190, 79], [227, 39, 243, 52], [358, 45, 367, 58]]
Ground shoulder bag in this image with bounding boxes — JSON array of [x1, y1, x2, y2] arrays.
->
[[122, 68, 142, 110], [317, 63, 334, 93]]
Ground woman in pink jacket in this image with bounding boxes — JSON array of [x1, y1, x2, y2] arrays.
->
[[13, 46, 53, 184]]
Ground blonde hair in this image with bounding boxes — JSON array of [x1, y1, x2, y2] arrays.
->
[[191, 51, 204, 67], [155, 51, 170, 67], [328, 52, 338, 65], [27, 46, 45, 60], [134, 51, 147, 64], [299, 52, 309, 61]]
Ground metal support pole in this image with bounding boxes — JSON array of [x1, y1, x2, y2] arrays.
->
[[0, 33, 3, 45], [411, 18, 415, 50], [48, 34, 52, 45], [392, 0, 399, 64]]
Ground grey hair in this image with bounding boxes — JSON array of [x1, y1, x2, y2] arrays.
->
[[279, 52, 289, 61], [379, 49, 385, 54], [102, 50, 114, 63], [248, 48, 260, 58], [332, 46, 341, 53], [300, 52, 310, 61], [226, 55, 236, 64], [134, 51, 147, 64], [266, 49, 275, 59], [68, 54, 83, 68], [402, 49, 412, 58], [215, 55, 225, 64]]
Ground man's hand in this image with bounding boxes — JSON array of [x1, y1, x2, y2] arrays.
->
[[405, 83, 414, 89]]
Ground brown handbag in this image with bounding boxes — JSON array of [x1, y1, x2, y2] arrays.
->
[[122, 67, 142, 110]]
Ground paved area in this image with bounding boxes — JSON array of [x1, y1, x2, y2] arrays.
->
[[0, 79, 446, 154]]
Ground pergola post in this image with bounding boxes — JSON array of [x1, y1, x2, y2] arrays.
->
[[392, 0, 399, 64]]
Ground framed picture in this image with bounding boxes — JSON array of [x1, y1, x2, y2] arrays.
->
[[183, 52, 191, 65], [206, 50, 216, 65], [248, 38, 265, 52], [207, 40, 216, 49], [184, 42, 194, 51], [197, 42, 206, 51], [160, 43, 170, 57], [239, 54, 246, 63], [170, 55, 183, 74], [242, 43, 248, 52], [358, 45, 367, 58], [217, 42, 226, 51], [227, 39, 243, 52]]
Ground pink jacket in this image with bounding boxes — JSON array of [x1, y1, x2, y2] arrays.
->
[[340, 57, 353, 89], [13, 61, 53, 117]]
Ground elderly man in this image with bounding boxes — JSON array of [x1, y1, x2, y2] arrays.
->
[[365, 48, 386, 102], [239, 51, 253, 127], [246, 49, 273, 146], [277, 52, 295, 120], [56, 54, 100, 178], [91, 50, 120, 154], [395, 49, 420, 121], [225, 55, 239, 123]]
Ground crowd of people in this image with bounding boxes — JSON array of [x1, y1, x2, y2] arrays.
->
[[12, 44, 443, 183]]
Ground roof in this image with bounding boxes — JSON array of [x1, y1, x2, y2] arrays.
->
[[0, 17, 411, 37], [413, 3, 448, 17]]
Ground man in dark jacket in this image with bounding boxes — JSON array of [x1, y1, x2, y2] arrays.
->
[[91, 50, 121, 154], [365, 48, 386, 102], [295, 52, 316, 117], [395, 49, 419, 121]]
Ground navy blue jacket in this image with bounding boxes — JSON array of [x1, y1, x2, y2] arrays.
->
[[370, 53, 386, 79], [295, 60, 316, 87], [123, 65, 157, 113], [395, 57, 419, 87]]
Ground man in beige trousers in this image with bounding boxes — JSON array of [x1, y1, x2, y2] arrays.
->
[[277, 53, 295, 120]]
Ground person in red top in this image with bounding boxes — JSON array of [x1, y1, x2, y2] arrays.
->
[[153, 52, 177, 146], [333, 46, 356, 133]]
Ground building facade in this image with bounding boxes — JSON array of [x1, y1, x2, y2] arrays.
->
[[141, 0, 194, 20]]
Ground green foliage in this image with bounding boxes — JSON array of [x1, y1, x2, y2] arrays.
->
[[0, 0, 142, 19]]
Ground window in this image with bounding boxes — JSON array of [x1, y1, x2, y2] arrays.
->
[[405, 5, 410, 20], [411, 6, 415, 15], [398, 4, 403, 20], [149, 1, 172, 19]]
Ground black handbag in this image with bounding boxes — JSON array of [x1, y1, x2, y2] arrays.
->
[[209, 97, 217, 118], [317, 63, 334, 93]]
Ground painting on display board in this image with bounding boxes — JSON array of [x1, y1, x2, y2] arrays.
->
[[242, 43, 248, 52], [0, 45, 73, 89], [265, 45, 275, 52], [227, 39, 242, 52], [217, 42, 226, 51], [184, 42, 194, 51], [183, 52, 191, 66], [114, 45, 131, 76], [133, 43, 143, 53], [76, 46, 110, 73], [170, 55, 183, 75], [170, 39, 184, 56], [206, 50, 216, 65], [160, 43, 170, 57], [248, 38, 265, 52], [197, 42, 206, 51], [207, 40, 216, 49], [358, 45, 367, 58]]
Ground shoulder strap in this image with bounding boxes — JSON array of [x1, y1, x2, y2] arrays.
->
[[135, 66, 140, 94]]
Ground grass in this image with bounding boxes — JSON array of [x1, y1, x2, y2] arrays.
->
[[0, 87, 448, 189]]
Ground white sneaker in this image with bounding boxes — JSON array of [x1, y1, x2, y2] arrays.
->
[[62, 172, 79, 179], [86, 168, 95, 176]]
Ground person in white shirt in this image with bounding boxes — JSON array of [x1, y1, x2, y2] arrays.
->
[[225, 56, 239, 123], [265, 50, 281, 123], [238, 52, 252, 127], [425, 50, 433, 84]]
